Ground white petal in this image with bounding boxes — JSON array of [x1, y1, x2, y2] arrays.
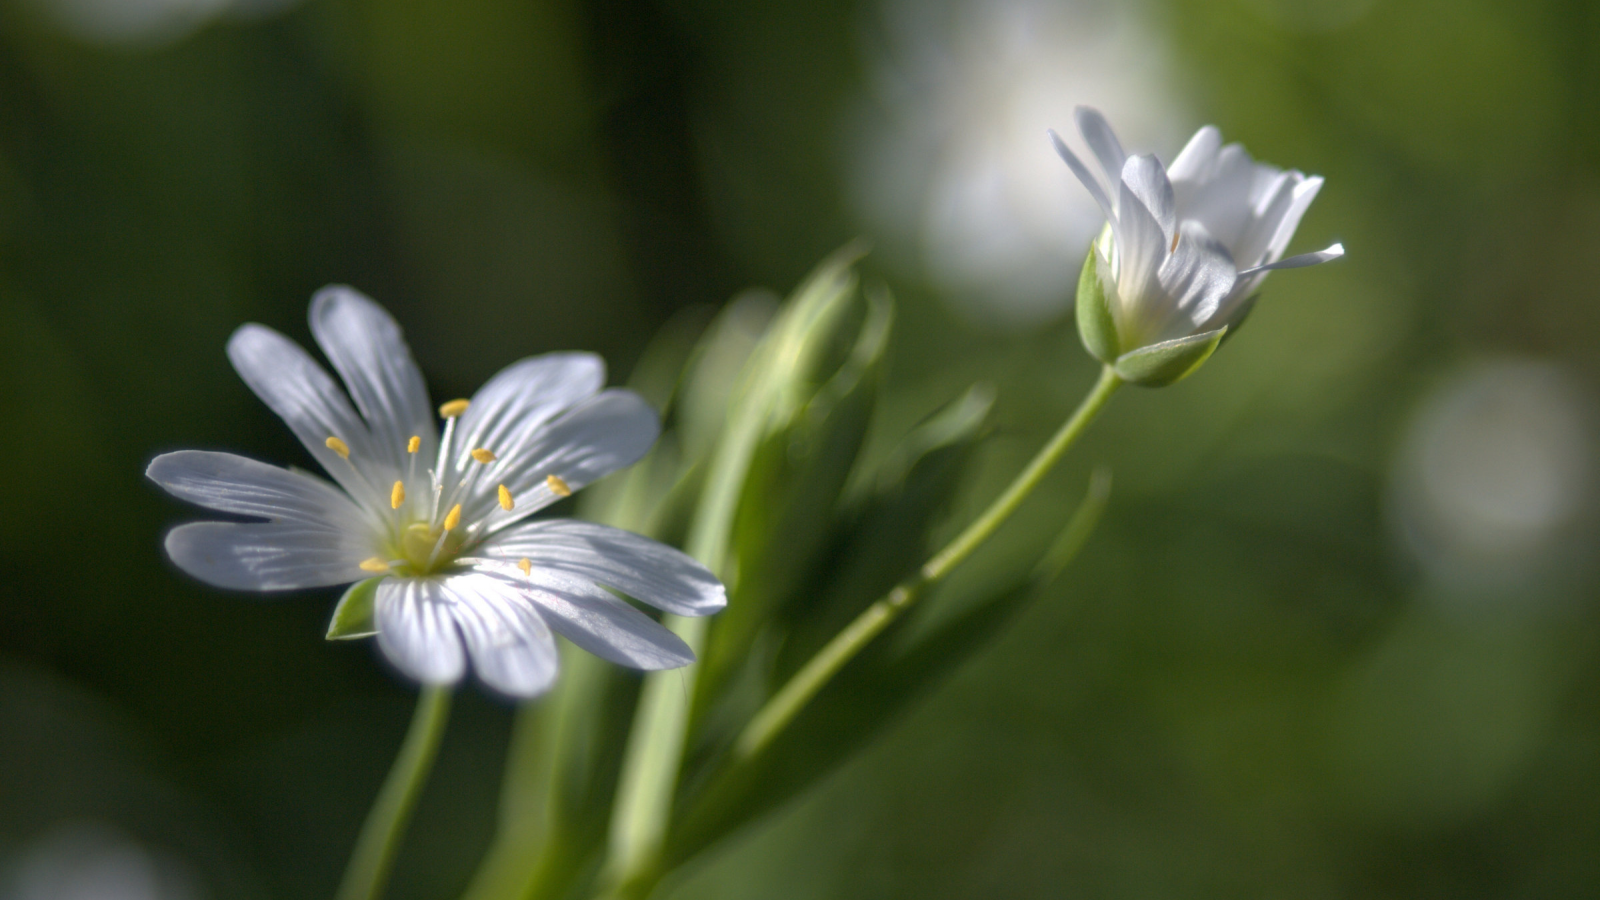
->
[[451, 352, 605, 474], [226, 324, 384, 508], [479, 518, 726, 616], [164, 521, 367, 591], [443, 574, 559, 697], [1158, 222, 1237, 335], [1075, 106, 1127, 209], [1257, 174, 1324, 267], [1111, 168, 1172, 330], [1230, 170, 1298, 269], [1049, 129, 1114, 222], [376, 578, 467, 685], [1174, 143, 1260, 252], [1167, 125, 1222, 184], [1236, 242, 1343, 277], [309, 287, 437, 472], [476, 567, 693, 671], [147, 450, 369, 529], [469, 390, 660, 530], [1121, 154, 1176, 245]]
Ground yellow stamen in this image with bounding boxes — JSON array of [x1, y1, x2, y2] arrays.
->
[[471, 448, 498, 464], [325, 436, 351, 459], [439, 399, 470, 418], [359, 557, 390, 573], [546, 474, 572, 497], [407, 435, 420, 454], [498, 484, 514, 511], [390, 481, 405, 509], [443, 503, 462, 531], [517, 558, 532, 577]]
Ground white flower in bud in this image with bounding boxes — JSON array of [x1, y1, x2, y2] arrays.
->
[[1051, 107, 1343, 384]]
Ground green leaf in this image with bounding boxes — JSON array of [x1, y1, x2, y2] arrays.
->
[[1075, 234, 1118, 364], [1113, 326, 1227, 386], [664, 469, 1111, 868], [695, 283, 893, 705], [770, 382, 996, 679], [326, 577, 381, 640]]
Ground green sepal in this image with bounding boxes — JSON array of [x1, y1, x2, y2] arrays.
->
[[1074, 238, 1118, 364], [326, 576, 381, 640], [1112, 326, 1227, 387], [1218, 293, 1261, 345]]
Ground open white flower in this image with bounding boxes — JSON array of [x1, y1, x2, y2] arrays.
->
[[147, 287, 725, 697], [1051, 107, 1343, 383]]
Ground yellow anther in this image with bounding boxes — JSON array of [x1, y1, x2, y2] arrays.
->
[[546, 474, 572, 497], [325, 436, 351, 459], [471, 448, 498, 464], [390, 481, 405, 509], [443, 503, 462, 531], [407, 435, 420, 454], [498, 484, 514, 511], [439, 399, 470, 418], [359, 557, 390, 573], [517, 558, 532, 577]]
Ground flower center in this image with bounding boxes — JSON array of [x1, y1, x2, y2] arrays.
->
[[339, 398, 575, 579]]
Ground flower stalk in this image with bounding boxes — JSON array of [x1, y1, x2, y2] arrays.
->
[[734, 364, 1123, 760], [335, 684, 453, 900]]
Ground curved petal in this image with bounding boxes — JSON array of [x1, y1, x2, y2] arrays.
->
[[1120, 154, 1176, 245], [1050, 129, 1114, 222], [478, 518, 725, 616], [1075, 106, 1127, 209], [1175, 143, 1262, 252], [1256, 174, 1325, 267], [1167, 125, 1221, 184], [449, 352, 606, 475], [375, 578, 467, 685], [1236, 242, 1343, 278], [226, 324, 384, 509], [1158, 221, 1237, 334], [1110, 168, 1173, 333], [309, 287, 437, 473], [443, 574, 559, 697], [164, 521, 367, 591], [475, 567, 693, 671], [147, 450, 370, 530], [466, 390, 660, 532], [1229, 169, 1298, 269]]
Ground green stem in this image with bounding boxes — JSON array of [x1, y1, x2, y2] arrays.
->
[[734, 365, 1122, 760], [336, 684, 453, 900]]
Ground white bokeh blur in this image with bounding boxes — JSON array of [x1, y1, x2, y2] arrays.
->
[[850, 0, 1185, 328], [1389, 359, 1596, 597], [3, 824, 199, 900], [29, 0, 301, 47]]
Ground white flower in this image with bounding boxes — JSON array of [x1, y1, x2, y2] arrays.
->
[[1051, 106, 1343, 360], [147, 287, 725, 697]]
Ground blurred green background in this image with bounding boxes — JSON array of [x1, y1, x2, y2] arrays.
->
[[2, 0, 1598, 896]]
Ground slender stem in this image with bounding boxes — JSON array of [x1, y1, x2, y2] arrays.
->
[[335, 684, 453, 900], [735, 365, 1122, 760]]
